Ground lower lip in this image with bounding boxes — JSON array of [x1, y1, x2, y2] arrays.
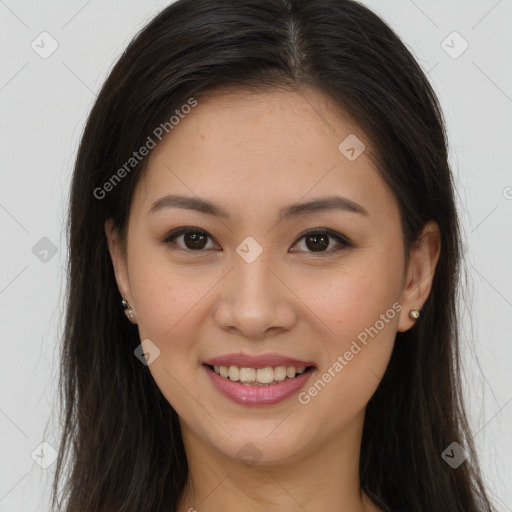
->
[[203, 365, 315, 406]]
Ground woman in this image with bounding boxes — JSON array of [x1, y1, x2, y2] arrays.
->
[[52, 0, 496, 510]]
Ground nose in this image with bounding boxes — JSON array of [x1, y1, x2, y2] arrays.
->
[[213, 252, 298, 340]]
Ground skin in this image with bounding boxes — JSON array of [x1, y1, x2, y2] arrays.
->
[[106, 88, 441, 512]]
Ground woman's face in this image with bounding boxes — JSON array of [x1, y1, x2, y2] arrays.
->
[[107, 88, 437, 465]]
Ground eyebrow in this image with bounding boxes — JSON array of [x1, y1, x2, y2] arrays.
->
[[148, 193, 369, 220]]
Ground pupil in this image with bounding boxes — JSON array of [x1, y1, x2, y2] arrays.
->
[[306, 234, 328, 252], [185, 233, 206, 250]]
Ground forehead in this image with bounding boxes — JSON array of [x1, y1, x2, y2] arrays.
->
[[157, 88, 363, 160], [133, 88, 397, 222]]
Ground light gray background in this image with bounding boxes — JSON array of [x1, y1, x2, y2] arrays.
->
[[0, 0, 511, 510]]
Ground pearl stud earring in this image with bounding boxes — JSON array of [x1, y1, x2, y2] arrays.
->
[[409, 309, 420, 320], [121, 299, 135, 319]]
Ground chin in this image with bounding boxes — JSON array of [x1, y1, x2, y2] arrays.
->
[[199, 422, 315, 467]]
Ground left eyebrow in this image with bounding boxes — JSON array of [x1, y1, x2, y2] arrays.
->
[[148, 193, 369, 220], [278, 195, 369, 221]]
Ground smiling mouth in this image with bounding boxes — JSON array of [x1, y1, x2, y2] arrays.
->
[[205, 364, 315, 386]]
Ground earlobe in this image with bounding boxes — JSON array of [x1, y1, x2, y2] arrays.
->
[[397, 221, 441, 332], [104, 219, 137, 323]]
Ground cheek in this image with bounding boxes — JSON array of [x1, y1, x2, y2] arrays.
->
[[325, 272, 401, 339], [297, 250, 403, 414], [124, 237, 204, 350], [127, 256, 212, 412], [130, 261, 209, 353], [303, 244, 404, 344]]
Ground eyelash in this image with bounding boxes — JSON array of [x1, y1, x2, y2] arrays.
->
[[161, 227, 353, 256]]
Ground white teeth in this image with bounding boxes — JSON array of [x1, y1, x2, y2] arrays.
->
[[239, 367, 256, 382], [256, 367, 274, 384], [211, 364, 309, 384], [286, 367, 296, 379], [228, 365, 239, 381], [274, 366, 287, 381]]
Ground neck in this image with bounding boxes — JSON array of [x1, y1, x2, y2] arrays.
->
[[176, 409, 381, 512]]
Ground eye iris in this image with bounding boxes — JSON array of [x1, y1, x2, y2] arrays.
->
[[306, 233, 329, 252], [184, 232, 207, 250]]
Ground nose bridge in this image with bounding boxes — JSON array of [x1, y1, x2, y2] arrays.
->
[[232, 243, 278, 311], [214, 242, 296, 337]]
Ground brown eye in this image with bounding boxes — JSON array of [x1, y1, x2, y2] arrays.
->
[[291, 229, 351, 255], [182, 232, 208, 250], [163, 227, 219, 251], [304, 233, 330, 252]]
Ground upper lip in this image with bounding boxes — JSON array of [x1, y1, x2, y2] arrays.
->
[[203, 353, 316, 369]]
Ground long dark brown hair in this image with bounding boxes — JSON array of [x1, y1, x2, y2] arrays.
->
[[51, 0, 496, 510]]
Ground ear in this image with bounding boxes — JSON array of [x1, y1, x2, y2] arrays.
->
[[105, 218, 137, 324], [397, 220, 441, 332]]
